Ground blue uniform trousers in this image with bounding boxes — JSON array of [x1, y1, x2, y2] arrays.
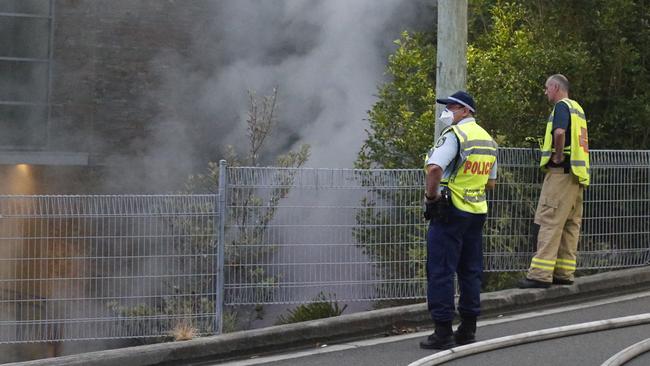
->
[[426, 206, 486, 322]]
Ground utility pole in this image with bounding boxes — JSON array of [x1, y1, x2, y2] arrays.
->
[[434, 0, 468, 139]]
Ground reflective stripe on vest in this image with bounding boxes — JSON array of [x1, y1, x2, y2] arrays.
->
[[441, 121, 497, 214], [540, 98, 590, 186]]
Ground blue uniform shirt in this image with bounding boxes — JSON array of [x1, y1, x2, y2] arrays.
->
[[547, 101, 571, 168], [552, 102, 571, 147], [426, 117, 497, 192]]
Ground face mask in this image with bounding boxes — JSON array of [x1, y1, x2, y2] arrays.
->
[[438, 108, 455, 126]]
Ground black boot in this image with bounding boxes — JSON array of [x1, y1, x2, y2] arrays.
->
[[552, 277, 574, 285], [419, 321, 454, 350], [454, 316, 477, 345], [518, 278, 551, 289]]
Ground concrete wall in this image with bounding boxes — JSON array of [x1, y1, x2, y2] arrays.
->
[[0, 4, 214, 357], [1, 0, 214, 193], [51, 0, 211, 167]]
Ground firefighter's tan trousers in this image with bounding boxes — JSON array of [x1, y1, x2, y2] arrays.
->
[[527, 168, 584, 283]]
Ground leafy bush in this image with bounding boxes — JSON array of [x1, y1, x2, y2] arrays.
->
[[355, 0, 650, 295], [276, 292, 348, 324]]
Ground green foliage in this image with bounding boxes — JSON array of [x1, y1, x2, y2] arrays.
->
[[482, 271, 525, 292], [483, 165, 539, 255], [352, 173, 427, 298], [275, 292, 348, 324], [353, 33, 435, 298], [359, 0, 650, 168], [527, 0, 650, 148], [467, 1, 598, 146], [221, 309, 240, 333], [357, 32, 437, 169], [356, 0, 650, 294], [474, 0, 650, 148], [107, 296, 216, 341]]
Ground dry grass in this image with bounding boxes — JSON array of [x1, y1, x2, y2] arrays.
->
[[170, 321, 198, 341]]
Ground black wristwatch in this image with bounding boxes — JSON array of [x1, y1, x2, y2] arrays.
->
[[425, 193, 437, 201]]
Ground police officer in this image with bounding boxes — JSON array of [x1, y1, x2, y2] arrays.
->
[[420, 91, 498, 349], [519, 74, 590, 288]]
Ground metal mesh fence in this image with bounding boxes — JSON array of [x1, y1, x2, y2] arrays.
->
[[225, 148, 650, 305], [486, 148, 650, 271], [224, 168, 425, 305], [0, 148, 648, 343], [0, 195, 218, 343]]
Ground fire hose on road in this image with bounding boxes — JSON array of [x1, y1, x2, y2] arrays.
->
[[408, 313, 650, 366], [601, 337, 650, 366]]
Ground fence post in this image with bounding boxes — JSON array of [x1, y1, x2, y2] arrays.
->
[[215, 159, 228, 334]]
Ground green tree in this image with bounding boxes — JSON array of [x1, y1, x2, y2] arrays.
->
[[467, 1, 598, 146], [468, 0, 650, 149], [355, 0, 650, 294], [357, 31, 437, 169], [354, 34, 436, 299], [359, 0, 649, 166]]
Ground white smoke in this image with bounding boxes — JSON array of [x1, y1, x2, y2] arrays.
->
[[141, 0, 433, 179]]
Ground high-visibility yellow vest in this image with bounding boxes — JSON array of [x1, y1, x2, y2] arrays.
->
[[425, 121, 497, 214], [540, 98, 590, 186]]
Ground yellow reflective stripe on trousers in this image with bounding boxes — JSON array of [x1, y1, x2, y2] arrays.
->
[[531, 257, 556, 271], [531, 263, 555, 271], [532, 257, 556, 265], [556, 264, 576, 270], [556, 258, 577, 270]]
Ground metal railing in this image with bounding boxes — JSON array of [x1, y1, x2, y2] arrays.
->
[[0, 148, 648, 343], [0, 195, 219, 342], [224, 148, 650, 306]]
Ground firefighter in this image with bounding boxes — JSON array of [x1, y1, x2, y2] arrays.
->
[[519, 74, 590, 289], [420, 91, 498, 349]]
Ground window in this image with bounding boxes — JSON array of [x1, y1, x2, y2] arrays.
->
[[0, 0, 53, 148]]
